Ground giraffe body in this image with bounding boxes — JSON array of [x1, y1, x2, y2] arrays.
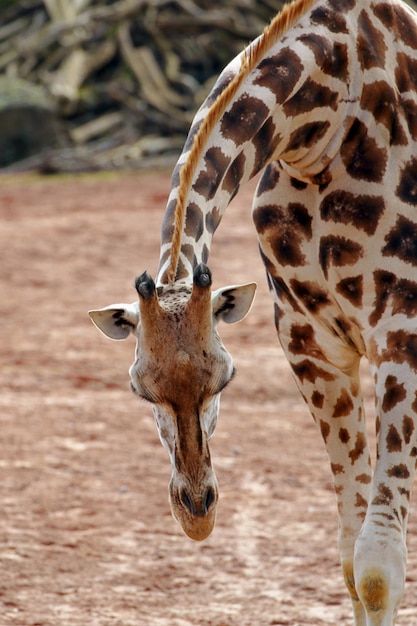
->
[[90, 0, 417, 623]]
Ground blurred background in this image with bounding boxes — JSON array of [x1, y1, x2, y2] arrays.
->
[[0, 0, 290, 173], [2, 0, 417, 174]]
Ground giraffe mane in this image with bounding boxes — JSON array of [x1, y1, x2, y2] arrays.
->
[[166, 0, 318, 284]]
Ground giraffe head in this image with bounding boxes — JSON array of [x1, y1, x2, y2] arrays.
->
[[89, 264, 256, 540]]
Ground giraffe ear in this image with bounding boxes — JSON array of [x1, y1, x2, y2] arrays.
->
[[212, 283, 257, 324], [88, 302, 139, 340]]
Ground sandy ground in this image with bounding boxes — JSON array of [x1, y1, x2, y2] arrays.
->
[[1, 171, 417, 626]]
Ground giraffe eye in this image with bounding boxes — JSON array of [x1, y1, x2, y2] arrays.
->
[[212, 366, 236, 395], [130, 381, 154, 403]]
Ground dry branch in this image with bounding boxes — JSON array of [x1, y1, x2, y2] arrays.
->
[[6, 0, 412, 172]]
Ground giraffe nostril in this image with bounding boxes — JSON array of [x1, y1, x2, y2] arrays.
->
[[180, 487, 215, 517], [204, 487, 215, 514], [180, 489, 196, 516]]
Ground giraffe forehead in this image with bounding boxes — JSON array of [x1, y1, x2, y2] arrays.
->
[[138, 284, 215, 361], [176, 350, 191, 365], [153, 284, 214, 344], [157, 284, 193, 315]]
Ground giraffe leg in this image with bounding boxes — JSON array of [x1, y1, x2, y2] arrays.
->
[[353, 345, 417, 626], [282, 343, 371, 626]]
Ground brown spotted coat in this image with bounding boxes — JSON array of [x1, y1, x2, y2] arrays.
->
[[156, 0, 417, 624]]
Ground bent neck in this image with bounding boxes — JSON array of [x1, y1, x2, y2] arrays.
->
[[156, 0, 355, 285]]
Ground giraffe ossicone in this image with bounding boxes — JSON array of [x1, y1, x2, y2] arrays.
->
[[90, 0, 417, 622]]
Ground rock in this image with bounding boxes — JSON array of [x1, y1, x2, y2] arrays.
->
[[0, 77, 65, 167]]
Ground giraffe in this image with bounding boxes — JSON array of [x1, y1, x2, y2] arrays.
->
[[89, 0, 417, 623]]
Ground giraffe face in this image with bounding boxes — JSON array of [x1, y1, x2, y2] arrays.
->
[[89, 265, 256, 541]]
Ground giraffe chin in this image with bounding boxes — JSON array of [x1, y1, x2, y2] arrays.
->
[[172, 507, 217, 542], [168, 469, 219, 541], [169, 482, 218, 541]]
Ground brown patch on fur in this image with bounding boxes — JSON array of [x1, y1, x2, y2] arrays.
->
[[398, 486, 410, 499], [254, 202, 312, 267], [339, 427, 350, 443], [320, 190, 385, 236], [381, 330, 417, 371], [387, 464, 410, 479], [401, 98, 417, 140], [336, 275, 363, 307], [373, 2, 417, 50], [372, 482, 393, 505], [285, 121, 331, 153], [320, 419, 330, 442], [299, 33, 349, 82], [402, 416, 415, 445], [267, 273, 304, 316], [355, 492, 368, 508], [221, 95, 270, 145], [288, 323, 325, 359], [312, 390, 325, 408], [359, 79, 408, 146], [357, 10, 387, 70], [184, 203, 204, 241], [332, 388, 354, 418], [254, 48, 304, 104], [396, 52, 417, 94], [395, 158, 417, 207], [192, 147, 231, 200], [349, 432, 367, 464], [290, 279, 331, 314], [356, 473, 372, 484], [222, 152, 247, 198], [310, 5, 348, 33], [386, 424, 403, 452], [283, 78, 338, 117], [382, 375, 406, 413], [251, 117, 282, 177], [370, 270, 417, 326], [341, 118, 387, 182], [319, 236, 363, 279], [291, 359, 336, 384], [205, 207, 221, 234]]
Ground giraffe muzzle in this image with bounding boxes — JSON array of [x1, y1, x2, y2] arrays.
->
[[180, 485, 216, 518], [169, 474, 219, 541]]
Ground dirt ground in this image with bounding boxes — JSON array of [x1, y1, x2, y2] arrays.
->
[[2, 170, 417, 626]]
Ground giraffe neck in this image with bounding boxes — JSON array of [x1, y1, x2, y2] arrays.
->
[[156, 0, 357, 285]]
